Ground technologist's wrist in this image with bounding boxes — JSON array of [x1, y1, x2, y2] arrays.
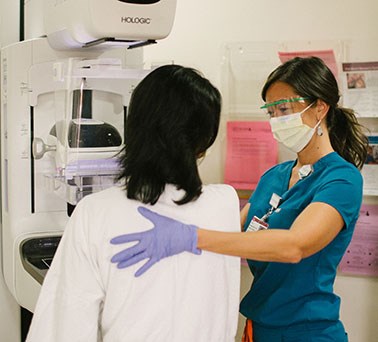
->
[[187, 224, 201, 255]]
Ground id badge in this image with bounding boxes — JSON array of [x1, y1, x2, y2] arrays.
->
[[246, 216, 269, 232]]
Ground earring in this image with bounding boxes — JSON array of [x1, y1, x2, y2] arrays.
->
[[317, 125, 323, 136]]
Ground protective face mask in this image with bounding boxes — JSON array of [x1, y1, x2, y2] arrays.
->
[[269, 103, 320, 153]]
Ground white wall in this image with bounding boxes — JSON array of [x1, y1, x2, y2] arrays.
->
[[143, 1, 378, 341], [0, 0, 19, 47], [144, 0, 378, 76], [143, 0, 378, 184], [0, 1, 21, 341], [0, 267, 20, 341]]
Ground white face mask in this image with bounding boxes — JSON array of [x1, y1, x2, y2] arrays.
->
[[269, 102, 320, 153]]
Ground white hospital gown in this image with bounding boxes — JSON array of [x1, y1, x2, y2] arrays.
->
[[26, 184, 241, 342]]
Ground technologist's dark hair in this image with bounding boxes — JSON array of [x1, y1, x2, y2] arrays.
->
[[117, 64, 221, 205], [261, 56, 368, 169]]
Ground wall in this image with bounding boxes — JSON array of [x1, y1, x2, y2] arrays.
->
[[143, 0, 378, 185], [1, 0, 378, 341], [0, 1, 21, 340], [142, 1, 378, 341], [0, 0, 19, 47], [144, 0, 378, 80]]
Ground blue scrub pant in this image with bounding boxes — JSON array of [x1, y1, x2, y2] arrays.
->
[[253, 320, 348, 342]]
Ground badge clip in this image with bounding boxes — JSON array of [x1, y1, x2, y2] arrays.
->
[[298, 164, 313, 179]]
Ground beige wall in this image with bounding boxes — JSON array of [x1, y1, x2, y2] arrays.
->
[[1, 0, 378, 341], [0, 1, 21, 340]]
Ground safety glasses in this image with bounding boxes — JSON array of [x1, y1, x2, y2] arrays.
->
[[261, 97, 309, 117]]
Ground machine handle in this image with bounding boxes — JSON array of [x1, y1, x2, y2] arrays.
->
[[32, 137, 56, 159]]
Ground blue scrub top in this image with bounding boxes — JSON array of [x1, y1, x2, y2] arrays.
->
[[240, 152, 363, 327]]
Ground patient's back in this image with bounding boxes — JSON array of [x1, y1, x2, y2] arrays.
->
[[27, 184, 241, 342]]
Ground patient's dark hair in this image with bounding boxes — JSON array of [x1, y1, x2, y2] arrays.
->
[[117, 64, 221, 205]]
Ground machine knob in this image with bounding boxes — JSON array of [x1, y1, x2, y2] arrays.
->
[[32, 137, 56, 159]]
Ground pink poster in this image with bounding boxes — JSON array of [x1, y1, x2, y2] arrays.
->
[[224, 121, 278, 190], [278, 49, 338, 78], [339, 204, 378, 277]]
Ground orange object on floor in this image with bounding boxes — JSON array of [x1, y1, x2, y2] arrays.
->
[[242, 319, 253, 342]]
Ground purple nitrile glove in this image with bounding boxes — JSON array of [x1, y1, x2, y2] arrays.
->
[[110, 206, 201, 277]]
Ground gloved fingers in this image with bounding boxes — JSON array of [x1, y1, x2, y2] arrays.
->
[[138, 206, 171, 223], [134, 258, 157, 277], [115, 251, 148, 269], [110, 232, 143, 245], [111, 243, 145, 263]]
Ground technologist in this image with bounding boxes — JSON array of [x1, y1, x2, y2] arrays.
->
[[26, 65, 241, 341], [111, 57, 369, 342]]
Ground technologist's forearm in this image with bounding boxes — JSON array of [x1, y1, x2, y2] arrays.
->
[[196, 228, 303, 263]]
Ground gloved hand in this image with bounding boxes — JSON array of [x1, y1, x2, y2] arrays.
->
[[110, 206, 201, 276]]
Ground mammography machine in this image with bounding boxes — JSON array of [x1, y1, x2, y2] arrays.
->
[[0, 0, 177, 333]]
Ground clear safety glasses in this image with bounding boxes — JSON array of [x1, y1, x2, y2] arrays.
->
[[261, 97, 309, 118]]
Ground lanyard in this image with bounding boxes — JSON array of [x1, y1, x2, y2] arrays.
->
[[246, 193, 282, 232], [246, 164, 314, 232]]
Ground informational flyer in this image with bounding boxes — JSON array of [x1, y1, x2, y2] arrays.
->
[[278, 49, 338, 78], [361, 134, 378, 195], [339, 204, 378, 277], [342, 61, 378, 117], [224, 121, 278, 190]]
